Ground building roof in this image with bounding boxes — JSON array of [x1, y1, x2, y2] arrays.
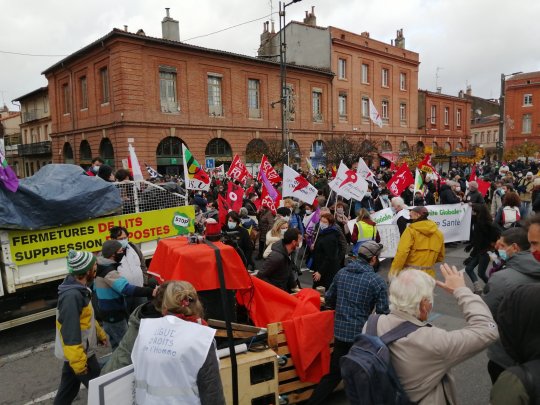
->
[[12, 86, 48, 103], [471, 114, 499, 128], [419, 89, 472, 103], [506, 71, 540, 81], [42, 28, 334, 77]]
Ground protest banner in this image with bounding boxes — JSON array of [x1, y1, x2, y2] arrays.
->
[[329, 161, 368, 201], [377, 224, 400, 258], [88, 364, 135, 405], [8, 205, 195, 265]]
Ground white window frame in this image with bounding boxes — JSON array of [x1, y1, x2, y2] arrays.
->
[[361, 64, 369, 84], [400, 103, 407, 122], [456, 109, 462, 127], [399, 72, 407, 91], [248, 79, 261, 118], [524, 93, 533, 106], [312, 89, 323, 122], [338, 59, 346, 79], [523, 113, 532, 134], [361, 97, 369, 118], [444, 107, 449, 126], [208, 74, 223, 116], [159, 67, 179, 113], [338, 93, 347, 119], [381, 100, 389, 120], [382, 68, 389, 87]]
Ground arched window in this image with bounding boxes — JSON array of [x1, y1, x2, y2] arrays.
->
[[416, 141, 425, 153], [444, 142, 451, 152], [399, 141, 410, 155], [79, 140, 92, 164], [63, 142, 74, 164], [245, 139, 268, 163], [99, 138, 115, 167], [288, 139, 301, 169], [206, 138, 233, 168], [381, 141, 392, 152], [456, 142, 464, 151], [311, 140, 326, 168]]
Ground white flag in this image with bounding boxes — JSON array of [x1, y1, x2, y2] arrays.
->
[[369, 98, 383, 128], [329, 161, 368, 201], [357, 158, 378, 186], [128, 144, 144, 182], [282, 164, 318, 204]]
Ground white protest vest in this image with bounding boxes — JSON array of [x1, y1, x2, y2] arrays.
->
[[132, 315, 216, 405]]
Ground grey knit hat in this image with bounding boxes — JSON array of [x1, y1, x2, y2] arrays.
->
[[102, 240, 122, 259], [67, 250, 96, 275]]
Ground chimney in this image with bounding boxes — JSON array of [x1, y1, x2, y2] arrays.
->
[[394, 28, 405, 49], [258, 21, 271, 57], [303, 6, 316, 26], [436, 87, 442, 94], [360, 31, 370, 38], [162, 8, 180, 41], [466, 85, 472, 96], [123, 25, 128, 32]]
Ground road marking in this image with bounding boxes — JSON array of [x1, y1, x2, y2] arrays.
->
[[0, 341, 55, 365], [23, 386, 87, 405]]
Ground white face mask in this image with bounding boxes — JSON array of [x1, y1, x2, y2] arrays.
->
[[282, 216, 290, 222], [305, 209, 312, 215], [119, 239, 129, 249], [337, 208, 344, 214], [319, 222, 328, 230], [280, 228, 287, 235]]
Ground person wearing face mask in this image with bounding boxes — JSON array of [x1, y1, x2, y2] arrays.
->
[[390, 206, 445, 279], [258, 228, 302, 292], [360, 187, 376, 214], [222, 211, 253, 267], [110, 226, 148, 313], [400, 184, 415, 206], [439, 180, 462, 204], [368, 265, 498, 404], [312, 213, 342, 290], [263, 219, 289, 259], [94, 240, 157, 350], [85, 157, 104, 177], [334, 201, 351, 243], [391, 197, 410, 235], [374, 189, 392, 211], [54, 250, 108, 405], [482, 227, 540, 384]]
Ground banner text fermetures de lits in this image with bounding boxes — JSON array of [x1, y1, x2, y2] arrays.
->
[[8, 206, 195, 265]]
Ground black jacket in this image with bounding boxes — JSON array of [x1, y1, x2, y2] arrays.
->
[[258, 241, 295, 292], [243, 199, 258, 216], [221, 224, 252, 266], [312, 226, 341, 290], [439, 184, 461, 204], [465, 190, 485, 205], [467, 222, 500, 256]]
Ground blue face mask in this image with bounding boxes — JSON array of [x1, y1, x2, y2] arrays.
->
[[498, 249, 508, 261], [119, 239, 129, 249], [227, 222, 237, 230]]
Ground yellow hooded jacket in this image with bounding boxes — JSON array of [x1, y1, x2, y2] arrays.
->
[[390, 219, 445, 278]]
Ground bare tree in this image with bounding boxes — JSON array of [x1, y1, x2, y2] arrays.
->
[[263, 138, 286, 166], [325, 135, 379, 167]]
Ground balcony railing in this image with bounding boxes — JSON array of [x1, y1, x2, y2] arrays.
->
[[22, 111, 39, 123], [18, 141, 52, 156]]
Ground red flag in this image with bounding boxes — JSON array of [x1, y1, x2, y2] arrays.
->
[[226, 182, 243, 212], [257, 155, 282, 184], [226, 155, 251, 184], [218, 194, 231, 226], [468, 165, 490, 196], [260, 186, 281, 214], [468, 165, 477, 182], [418, 154, 440, 179], [387, 163, 414, 196], [330, 165, 337, 178]]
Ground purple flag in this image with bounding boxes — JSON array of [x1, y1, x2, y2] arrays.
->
[[260, 168, 279, 202], [304, 208, 321, 247], [0, 153, 19, 193]]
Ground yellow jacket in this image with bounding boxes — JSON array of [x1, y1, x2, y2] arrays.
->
[[390, 219, 445, 278]]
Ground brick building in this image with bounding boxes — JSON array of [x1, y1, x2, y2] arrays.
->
[[470, 115, 499, 162], [259, 9, 420, 163], [0, 106, 22, 175], [42, 11, 334, 175], [418, 90, 471, 154], [13, 87, 52, 177], [504, 71, 540, 148]]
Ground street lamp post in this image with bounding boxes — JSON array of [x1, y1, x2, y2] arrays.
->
[[279, 0, 302, 167], [498, 71, 522, 163]]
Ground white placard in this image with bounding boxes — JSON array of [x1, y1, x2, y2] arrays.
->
[[88, 364, 135, 405], [377, 224, 400, 258]]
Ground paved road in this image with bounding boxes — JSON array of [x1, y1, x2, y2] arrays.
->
[[0, 245, 494, 404]]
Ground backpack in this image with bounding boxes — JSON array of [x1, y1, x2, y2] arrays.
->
[[506, 359, 540, 403], [502, 206, 521, 228], [340, 314, 422, 405]]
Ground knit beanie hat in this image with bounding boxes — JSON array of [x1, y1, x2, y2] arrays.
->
[[102, 240, 122, 259], [67, 250, 96, 275]]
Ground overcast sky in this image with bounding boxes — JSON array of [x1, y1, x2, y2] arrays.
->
[[1, 0, 539, 109]]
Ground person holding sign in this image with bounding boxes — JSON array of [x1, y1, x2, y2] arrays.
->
[[390, 206, 445, 279], [132, 281, 225, 404]]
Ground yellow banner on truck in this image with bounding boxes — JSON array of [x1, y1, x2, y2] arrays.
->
[[9, 206, 195, 265]]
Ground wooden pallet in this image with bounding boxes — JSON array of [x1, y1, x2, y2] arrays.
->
[[267, 321, 341, 404]]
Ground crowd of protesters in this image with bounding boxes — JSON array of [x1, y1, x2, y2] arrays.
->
[[52, 156, 540, 404]]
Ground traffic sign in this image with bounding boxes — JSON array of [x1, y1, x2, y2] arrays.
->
[[205, 158, 215, 169]]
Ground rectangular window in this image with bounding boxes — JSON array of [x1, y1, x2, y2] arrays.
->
[[444, 107, 449, 126], [208, 75, 223, 116], [248, 79, 261, 118], [400, 103, 407, 122], [338, 93, 347, 119], [100, 67, 110, 104], [524, 94, 533, 106], [338, 59, 346, 79], [62, 83, 71, 114], [43, 96, 48, 114], [361, 97, 369, 118], [523, 113, 532, 134], [381, 100, 389, 120], [312, 89, 322, 122], [400, 72, 407, 90], [80, 76, 88, 110], [361, 64, 369, 84], [160, 67, 178, 113], [382, 68, 389, 87], [456, 109, 462, 127], [430, 105, 437, 124], [285, 84, 295, 121]]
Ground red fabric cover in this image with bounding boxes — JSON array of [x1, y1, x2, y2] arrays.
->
[[282, 310, 335, 383], [148, 237, 252, 291], [236, 278, 334, 383]]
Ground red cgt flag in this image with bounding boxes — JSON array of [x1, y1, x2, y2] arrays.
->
[[387, 163, 414, 196], [257, 155, 282, 185], [417, 154, 440, 179], [226, 182, 244, 213], [260, 186, 281, 214]]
